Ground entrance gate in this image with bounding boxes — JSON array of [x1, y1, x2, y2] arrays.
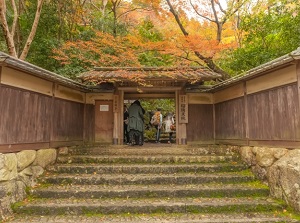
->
[[81, 67, 221, 145]]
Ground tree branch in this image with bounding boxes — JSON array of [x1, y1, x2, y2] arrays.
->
[[189, 0, 215, 23], [0, 0, 17, 57], [20, 0, 44, 60], [166, 0, 230, 79], [10, 0, 18, 38], [166, 0, 189, 36]]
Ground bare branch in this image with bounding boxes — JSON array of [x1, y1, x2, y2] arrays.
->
[[117, 7, 152, 19], [166, 0, 189, 36], [215, 0, 226, 14], [210, 0, 220, 24], [189, 0, 215, 23]]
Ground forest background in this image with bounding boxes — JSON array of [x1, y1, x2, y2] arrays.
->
[[0, 0, 300, 118], [1, 0, 300, 79]]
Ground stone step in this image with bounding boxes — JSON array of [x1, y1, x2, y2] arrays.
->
[[8, 213, 298, 223], [47, 163, 247, 174], [57, 154, 236, 164], [39, 172, 255, 185], [66, 145, 239, 156], [13, 197, 283, 216], [31, 184, 270, 199]]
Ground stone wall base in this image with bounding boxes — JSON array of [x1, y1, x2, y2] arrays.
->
[[239, 146, 300, 212], [0, 148, 58, 221]]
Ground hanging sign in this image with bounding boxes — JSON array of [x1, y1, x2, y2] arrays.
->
[[113, 95, 119, 112], [179, 95, 188, 123]]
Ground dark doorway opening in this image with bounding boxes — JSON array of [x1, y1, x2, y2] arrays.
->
[[123, 98, 176, 145]]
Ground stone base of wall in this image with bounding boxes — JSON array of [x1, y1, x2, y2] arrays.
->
[[0, 148, 58, 221], [239, 146, 300, 212]]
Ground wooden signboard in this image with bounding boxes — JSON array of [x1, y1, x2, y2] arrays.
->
[[179, 95, 188, 123], [113, 95, 119, 112]]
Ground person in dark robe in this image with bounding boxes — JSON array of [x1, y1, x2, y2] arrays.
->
[[127, 100, 144, 146], [123, 105, 130, 144]]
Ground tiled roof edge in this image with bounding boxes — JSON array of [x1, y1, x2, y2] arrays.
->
[[0, 52, 89, 91], [203, 47, 300, 92]]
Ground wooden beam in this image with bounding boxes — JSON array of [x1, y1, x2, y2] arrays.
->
[[118, 86, 183, 92], [125, 93, 175, 99], [244, 82, 249, 145], [50, 141, 84, 148], [214, 83, 244, 103], [0, 142, 50, 153], [187, 93, 213, 104], [94, 66, 215, 72], [249, 140, 300, 148], [215, 139, 248, 146], [297, 61, 300, 139], [0, 65, 2, 89], [246, 65, 297, 94]]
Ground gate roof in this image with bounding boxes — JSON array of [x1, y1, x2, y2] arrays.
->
[[79, 67, 222, 88]]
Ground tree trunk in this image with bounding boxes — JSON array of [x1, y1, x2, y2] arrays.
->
[[0, 0, 17, 57], [19, 0, 44, 60]]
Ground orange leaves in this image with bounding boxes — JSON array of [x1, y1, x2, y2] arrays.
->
[[53, 31, 141, 68]]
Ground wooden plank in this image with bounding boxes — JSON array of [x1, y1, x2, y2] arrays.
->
[[119, 91, 125, 145], [187, 93, 213, 104], [50, 83, 55, 143], [50, 140, 84, 148], [246, 65, 297, 94], [188, 140, 215, 145], [125, 93, 175, 99], [213, 104, 216, 144], [179, 95, 188, 124], [83, 104, 95, 143], [95, 100, 114, 143], [0, 86, 52, 144], [247, 84, 299, 141], [0, 142, 50, 153], [86, 93, 114, 104], [52, 98, 84, 142], [249, 140, 300, 148], [112, 92, 120, 144], [214, 83, 244, 103], [297, 61, 300, 139], [215, 139, 248, 146], [0, 65, 2, 85], [54, 84, 85, 103], [215, 97, 245, 139], [244, 82, 249, 143], [175, 90, 179, 144], [1, 67, 53, 96], [187, 104, 213, 142], [118, 86, 182, 92]]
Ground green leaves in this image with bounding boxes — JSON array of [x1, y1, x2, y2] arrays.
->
[[218, 0, 300, 76]]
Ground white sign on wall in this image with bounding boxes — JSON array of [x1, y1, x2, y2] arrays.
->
[[100, 105, 109, 111]]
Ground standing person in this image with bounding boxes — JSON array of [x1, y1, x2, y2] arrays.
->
[[164, 112, 175, 144], [127, 100, 144, 146], [151, 108, 163, 143], [123, 105, 130, 144]]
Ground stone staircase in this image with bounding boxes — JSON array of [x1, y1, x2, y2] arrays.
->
[[9, 144, 298, 222]]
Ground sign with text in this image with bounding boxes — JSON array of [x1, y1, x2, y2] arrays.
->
[[113, 95, 119, 112], [100, 105, 109, 111], [179, 95, 188, 123]]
